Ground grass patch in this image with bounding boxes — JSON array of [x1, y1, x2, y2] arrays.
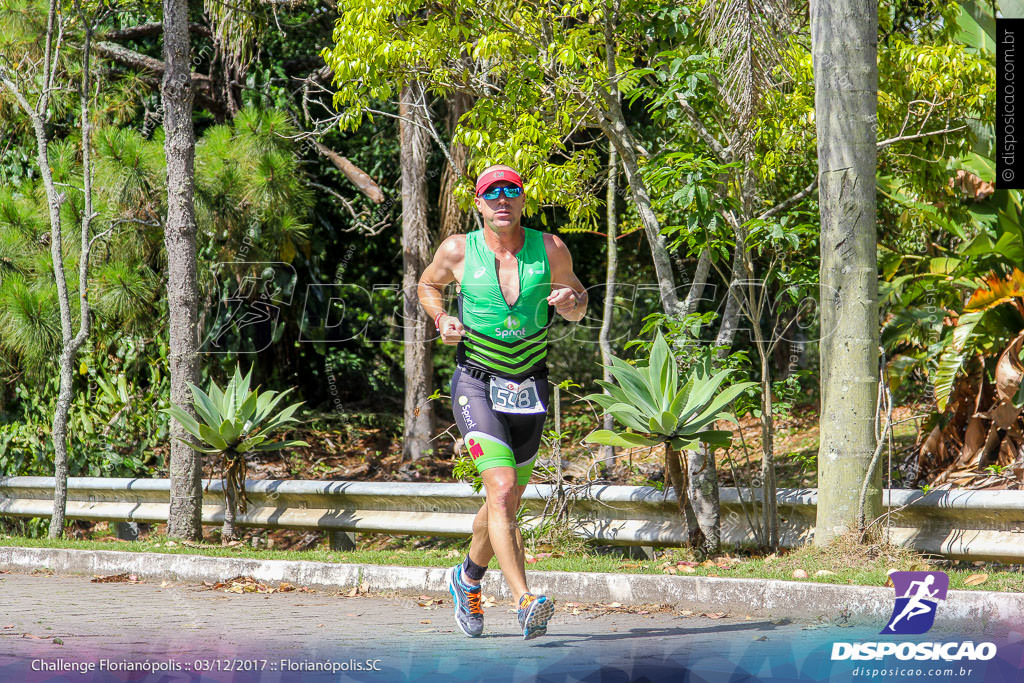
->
[[1, 532, 1021, 593]]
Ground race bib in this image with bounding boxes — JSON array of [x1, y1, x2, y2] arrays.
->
[[488, 376, 546, 414]]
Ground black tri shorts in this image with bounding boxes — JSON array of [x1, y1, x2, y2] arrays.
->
[[450, 365, 550, 485]]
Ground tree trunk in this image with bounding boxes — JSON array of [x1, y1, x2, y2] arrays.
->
[[601, 115, 683, 318], [24, 77, 70, 540], [754, 328, 779, 549], [438, 92, 473, 240], [163, 0, 203, 540], [682, 250, 712, 316], [222, 479, 237, 544], [11, 3, 99, 539], [400, 82, 435, 461], [715, 231, 745, 356], [664, 443, 703, 550], [685, 443, 720, 555], [680, 253, 719, 550], [599, 148, 619, 462], [597, 21, 682, 319], [812, 0, 881, 545], [717, 156, 757, 358]]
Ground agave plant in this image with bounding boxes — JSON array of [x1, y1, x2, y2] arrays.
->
[[165, 365, 307, 543], [584, 331, 754, 552]]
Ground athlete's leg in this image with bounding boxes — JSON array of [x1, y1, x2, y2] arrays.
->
[[478, 467, 530, 599], [464, 484, 527, 586], [465, 389, 548, 586]]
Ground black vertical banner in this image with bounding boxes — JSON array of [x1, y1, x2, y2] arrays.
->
[[998, 18, 1024, 190]]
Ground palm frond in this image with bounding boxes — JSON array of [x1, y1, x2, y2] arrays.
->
[[700, 0, 793, 136]]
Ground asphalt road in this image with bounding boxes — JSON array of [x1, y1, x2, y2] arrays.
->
[[0, 571, 1018, 683]]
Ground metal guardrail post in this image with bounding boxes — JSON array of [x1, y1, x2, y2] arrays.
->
[[329, 531, 357, 551]]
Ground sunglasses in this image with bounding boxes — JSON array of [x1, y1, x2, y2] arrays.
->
[[478, 185, 523, 200]]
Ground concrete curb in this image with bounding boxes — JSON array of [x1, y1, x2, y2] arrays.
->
[[1, 546, 1020, 629]]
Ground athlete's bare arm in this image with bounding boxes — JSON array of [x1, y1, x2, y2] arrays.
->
[[418, 235, 467, 345], [544, 233, 588, 322]]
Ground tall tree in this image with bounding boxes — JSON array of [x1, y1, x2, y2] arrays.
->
[[598, 148, 619, 463], [400, 82, 435, 462], [812, 0, 881, 544], [438, 92, 475, 240], [0, 0, 101, 538], [322, 1, 695, 318], [163, 0, 203, 539]]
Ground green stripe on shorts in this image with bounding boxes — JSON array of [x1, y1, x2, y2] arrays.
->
[[464, 431, 534, 485]]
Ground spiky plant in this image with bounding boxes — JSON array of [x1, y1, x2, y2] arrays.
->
[[164, 365, 308, 543], [585, 331, 754, 553]]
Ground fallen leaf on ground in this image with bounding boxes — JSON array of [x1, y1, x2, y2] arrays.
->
[[964, 573, 988, 586], [420, 620, 431, 624], [347, 587, 358, 597], [703, 612, 727, 619], [211, 576, 285, 594], [792, 569, 808, 579], [91, 573, 141, 584], [815, 570, 836, 577]]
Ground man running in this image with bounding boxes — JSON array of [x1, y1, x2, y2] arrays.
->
[[417, 164, 587, 640]]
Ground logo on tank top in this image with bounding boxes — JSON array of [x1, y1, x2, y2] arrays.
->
[[473, 266, 487, 279], [496, 314, 526, 339]]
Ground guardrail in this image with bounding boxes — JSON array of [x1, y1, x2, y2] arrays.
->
[[1, 477, 1023, 561]]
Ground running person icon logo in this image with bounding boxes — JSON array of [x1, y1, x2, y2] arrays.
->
[[882, 571, 949, 635]]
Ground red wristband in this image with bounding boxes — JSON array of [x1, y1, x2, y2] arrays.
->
[[434, 313, 444, 331]]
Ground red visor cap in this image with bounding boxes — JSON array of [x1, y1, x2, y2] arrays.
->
[[475, 169, 523, 195]]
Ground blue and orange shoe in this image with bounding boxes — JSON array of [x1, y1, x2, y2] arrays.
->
[[517, 592, 554, 640], [445, 565, 484, 637]]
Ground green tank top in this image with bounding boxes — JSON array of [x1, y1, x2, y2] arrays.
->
[[457, 227, 551, 378]]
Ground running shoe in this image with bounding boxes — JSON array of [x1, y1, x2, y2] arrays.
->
[[445, 565, 484, 637], [517, 592, 554, 640]]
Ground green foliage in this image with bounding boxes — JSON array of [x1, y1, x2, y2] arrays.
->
[[0, 337, 171, 479], [164, 364, 307, 457], [322, 0, 682, 229], [584, 330, 755, 451], [164, 364, 307, 521], [451, 453, 483, 493]]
